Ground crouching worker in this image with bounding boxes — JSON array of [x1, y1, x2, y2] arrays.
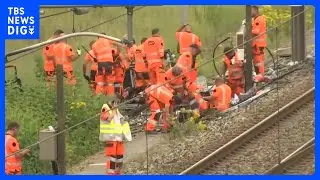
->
[[144, 84, 176, 133], [99, 100, 132, 175], [204, 78, 232, 112]]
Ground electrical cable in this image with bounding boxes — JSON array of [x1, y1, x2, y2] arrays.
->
[[6, 7, 146, 63], [40, 10, 71, 19], [80, 6, 145, 32], [5, 7, 310, 159]]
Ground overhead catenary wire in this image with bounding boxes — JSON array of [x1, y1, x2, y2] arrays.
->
[[40, 10, 72, 19], [80, 6, 145, 32], [6, 6, 146, 63], [5, 7, 310, 159]]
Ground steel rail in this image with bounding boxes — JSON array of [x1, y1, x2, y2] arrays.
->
[[179, 87, 314, 175], [264, 137, 315, 174]]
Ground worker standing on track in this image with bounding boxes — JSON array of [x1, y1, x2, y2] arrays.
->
[[251, 6, 267, 82], [99, 100, 132, 175], [143, 28, 166, 85], [134, 38, 149, 92], [52, 29, 81, 86], [144, 84, 175, 133], [223, 47, 245, 96], [83, 40, 97, 93], [5, 121, 31, 175], [92, 33, 121, 96], [175, 44, 201, 83], [204, 78, 232, 112]]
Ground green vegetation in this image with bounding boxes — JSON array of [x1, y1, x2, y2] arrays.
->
[[5, 6, 314, 174]]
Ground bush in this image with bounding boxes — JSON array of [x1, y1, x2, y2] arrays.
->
[[5, 57, 110, 174]]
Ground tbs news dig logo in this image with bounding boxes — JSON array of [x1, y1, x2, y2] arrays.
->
[[7, 7, 35, 36]]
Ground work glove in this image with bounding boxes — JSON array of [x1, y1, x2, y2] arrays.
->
[[76, 48, 82, 56], [231, 57, 236, 65], [241, 19, 246, 25]]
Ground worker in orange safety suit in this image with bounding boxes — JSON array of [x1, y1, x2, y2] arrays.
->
[[166, 65, 208, 112], [5, 121, 31, 175], [251, 6, 267, 82], [83, 40, 98, 93], [42, 36, 56, 87], [99, 100, 132, 175], [204, 78, 232, 112], [144, 84, 176, 133], [175, 44, 201, 83], [112, 48, 128, 97], [176, 24, 202, 55], [143, 28, 166, 85], [223, 46, 245, 96], [92, 33, 121, 96], [134, 38, 150, 92], [52, 29, 81, 86]]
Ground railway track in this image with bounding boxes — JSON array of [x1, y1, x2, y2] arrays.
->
[[264, 137, 314, 175], [179, 87, 314, 175]]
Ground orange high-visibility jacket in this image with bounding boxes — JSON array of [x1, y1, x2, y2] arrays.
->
[[145, 85, 173, 106], [252, 15, 267, 47], [224, 53, 244, 80], [5, 134, 22, 174], [176, 52, 193, 70], [134, 45, 148, 72], [53, 42, 75, 72], [212, 84, 232, 111], [143, 36, 164, 68], [175, 31, 202, 54], [84, 49, 98, 71], [165, 67, 187, 93], [92, 38, 114, 63]]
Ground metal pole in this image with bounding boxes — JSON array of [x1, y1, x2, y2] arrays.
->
[[291, 6, 306, 62], [181, 6, 188, 24], [244, 5, 253, 91], [56, 64, 66, 174], [126, 6, 134, 41]]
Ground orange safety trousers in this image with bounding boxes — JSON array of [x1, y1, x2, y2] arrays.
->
[[96, 74, 115, 96], [253, 46, 265, 76], [145, 96, 170, 132], [148, 63, 166, 85], [227, 79, 244, 96], [105, 141, 124, 175], [45, 71, 56, 88], [64, 71, 76, 86]]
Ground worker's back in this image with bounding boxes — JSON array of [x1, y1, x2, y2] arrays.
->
[[143, 36, 164, 67], [53, 41, 74, 72], [92, 38, 113, 63], [176, 31, 201, 54]]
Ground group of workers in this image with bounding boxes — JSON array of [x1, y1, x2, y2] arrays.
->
[[4, 6, 267, 175]]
